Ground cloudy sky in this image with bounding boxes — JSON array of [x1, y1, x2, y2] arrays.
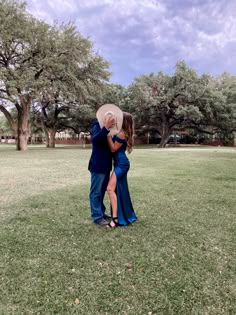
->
[[27, 0, 236, 85]]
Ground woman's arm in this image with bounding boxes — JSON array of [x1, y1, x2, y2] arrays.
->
[[107, 132, 126, 152]]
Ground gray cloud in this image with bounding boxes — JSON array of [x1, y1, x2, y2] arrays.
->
[[27, 0, 236, 85]]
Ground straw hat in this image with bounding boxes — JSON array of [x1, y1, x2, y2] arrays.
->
[[96, 104, 123, 136]]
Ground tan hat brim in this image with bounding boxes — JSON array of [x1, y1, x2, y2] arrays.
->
[[96, 104, 123, 136]]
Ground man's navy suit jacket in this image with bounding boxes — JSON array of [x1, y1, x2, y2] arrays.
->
[[88, 120, 113, 173]]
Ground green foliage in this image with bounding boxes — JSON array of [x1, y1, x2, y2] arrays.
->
[[128, 62, 236, 146], [0, 109, 17, 134], [214, 73, 236, 132], [0, 0, 49, 98], [98, 83, 131, 111], [29, 22, 111, 142], [0, 0, 111, 149], [0, 2, 235, 149], [58, 103, 95, 133], [0, 112, 11, 133]]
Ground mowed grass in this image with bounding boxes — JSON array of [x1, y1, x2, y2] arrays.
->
[[0, 144, 235, 315]]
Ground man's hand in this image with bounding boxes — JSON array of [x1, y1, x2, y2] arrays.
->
[[104, 115, 115, 129]]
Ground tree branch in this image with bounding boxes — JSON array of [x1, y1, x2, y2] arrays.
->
[[0, 105, 17, 131], [35, 68, 44, 80]]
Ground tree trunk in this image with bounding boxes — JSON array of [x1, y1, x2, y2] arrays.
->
[[17, 130, 28, 151], [174, 130, 177, 145], [42, 127, 50, 147], [45, 128, 56, 148], [16, 98, 31, 151], [44, 129, 50, 148], [49, 128, 56, 148], [159, 126, 172, 148]]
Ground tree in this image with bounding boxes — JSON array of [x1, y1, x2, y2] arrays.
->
[[214, 73, 236, 134], [128, 62, 208, 147], [99, 83, 130, 109], [59, 103, 95, 134], [0, 0, 110, 150], [0, 0, 53, 150], [188, 72, 236, 145], [128, 62, 236, 147], [31, 44, 110, 148]]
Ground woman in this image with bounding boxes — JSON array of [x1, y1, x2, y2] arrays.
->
[[106, 112, 137, 227]]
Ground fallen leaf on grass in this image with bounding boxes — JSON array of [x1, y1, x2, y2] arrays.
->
[[125, 263, 132, 268], [74, 298, 80, 305]]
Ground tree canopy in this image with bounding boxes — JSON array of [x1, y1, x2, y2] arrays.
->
[[127, 62, 236, 147], [0, 0, 110, 150], [0, 2, 235, 149]]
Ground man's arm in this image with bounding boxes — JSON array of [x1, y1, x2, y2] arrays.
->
[[91, 116, 115, 143], [92, 123, 110, 143]]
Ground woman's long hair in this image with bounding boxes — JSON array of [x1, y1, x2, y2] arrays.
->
[[122, 112, 134, 153]]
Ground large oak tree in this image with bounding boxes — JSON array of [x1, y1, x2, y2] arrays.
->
[[0, 0, 110, 150], [128, 62, 236, 147]]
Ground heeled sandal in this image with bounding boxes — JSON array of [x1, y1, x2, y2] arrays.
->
[[107, 217, 119, 228]]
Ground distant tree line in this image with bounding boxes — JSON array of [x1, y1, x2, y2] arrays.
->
[[127, 63, 236, 147], [0, 0, 235, 150]]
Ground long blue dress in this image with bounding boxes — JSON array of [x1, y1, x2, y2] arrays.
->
[[112, 135, 137, 226]]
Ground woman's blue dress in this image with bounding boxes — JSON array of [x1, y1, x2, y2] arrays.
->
[[112, 135, 137, 226]]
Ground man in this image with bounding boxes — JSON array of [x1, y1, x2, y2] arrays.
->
[[88, 115, 115, 225]]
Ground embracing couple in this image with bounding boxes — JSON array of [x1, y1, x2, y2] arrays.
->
[[88, 104, 137, 228]]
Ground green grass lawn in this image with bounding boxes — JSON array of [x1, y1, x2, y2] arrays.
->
[[0, 144, 235, 315]]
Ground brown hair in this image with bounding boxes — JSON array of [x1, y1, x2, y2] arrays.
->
[[122, 112, 134, 153]]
